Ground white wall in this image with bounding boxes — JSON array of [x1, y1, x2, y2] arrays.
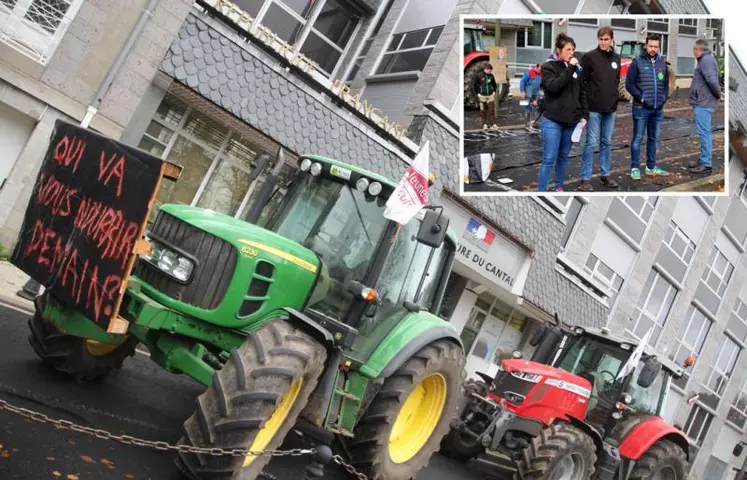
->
[[0, 103, 34, 188]]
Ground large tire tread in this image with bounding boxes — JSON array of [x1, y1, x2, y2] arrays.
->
[[347, 340, 466, 480], [176, 319, 326, 480], [629, 439, 688, 480], [27, 312, 137, 382], [514, 423, 596, 480]]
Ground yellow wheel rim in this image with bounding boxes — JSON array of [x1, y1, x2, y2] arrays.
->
[[388, 373, 448, 464], [85, 338, 125, 356], [243, 377, 303, 467]]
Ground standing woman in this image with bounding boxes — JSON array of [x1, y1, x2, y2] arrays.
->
[[537, 33, 585, 192]]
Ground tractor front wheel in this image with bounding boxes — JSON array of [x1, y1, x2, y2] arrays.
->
[[28, 312, 137, 381], [629, 439, 688, 480], [348, 340, 465, 479], [175, 319, 326, 480], [515, 423, 596, 480]]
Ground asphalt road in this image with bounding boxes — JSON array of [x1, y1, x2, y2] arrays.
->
[[0, 303, 505, 480], [463, 89, 726, 193]]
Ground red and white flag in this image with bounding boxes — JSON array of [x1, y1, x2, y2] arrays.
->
[[383, 141, 430, 225]]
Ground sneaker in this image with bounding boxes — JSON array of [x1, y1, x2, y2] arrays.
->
[[631, 168, 641, 180], [645, 166, 669, 176], [690, 164, 712, 174], [483, 124, 488, 130]]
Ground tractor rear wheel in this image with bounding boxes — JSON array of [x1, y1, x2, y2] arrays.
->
[[618, 77, 632, 102], [629, 439, 688, 480], [514, 423, 596, 480], [28, 311, 137, 381], [464, 60, 489, 109], [347, 340, 465, 479], [440, 379, 488, 461], [175, 319, 326, 480]]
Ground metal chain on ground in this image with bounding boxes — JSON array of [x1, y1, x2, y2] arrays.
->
[[0, 398, 312, 458], [333, 454, 369, 480]]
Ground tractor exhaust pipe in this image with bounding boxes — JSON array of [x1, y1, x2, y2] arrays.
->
[[245, 147, 286, 224]]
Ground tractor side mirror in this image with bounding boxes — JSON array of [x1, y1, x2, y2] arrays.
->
[[416, 209, 449, 248], [734, 443, 744, 457], [637, 357, 662, 388]]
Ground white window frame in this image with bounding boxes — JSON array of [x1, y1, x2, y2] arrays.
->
[[684, 403, 714, 450], [669, 304, 711, 388], [740, 178, 747, 208], [517, 21, 552, 50], [376, 25, 444, 75], [663, 220, 696, 265], [729, 298, 747, 345], [703, 335, 740, 400], [621, 196, 659, 225], [569, 18, 598, 26], [584, 253, 624, 305], [627, 269, 677, 347], [729, 379, 747, 430], [250, 0, 362, 78], [678, 18, 697, 27], [0, 0, 84, 65], [700, 248, 735, 299]]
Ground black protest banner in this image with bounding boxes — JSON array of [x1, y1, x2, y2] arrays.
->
[[11, 120, 164, 329]]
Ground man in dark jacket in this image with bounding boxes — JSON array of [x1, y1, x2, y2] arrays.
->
[[625, 33, 671, 180], [689, 39, 722, 174], [578, 26, 621, 191], [473, 64, 498, 130]]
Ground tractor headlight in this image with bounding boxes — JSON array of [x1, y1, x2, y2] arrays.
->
[[300, 158, 312, 172], [141, 239, 195, 283], [356, 178, 369, 192], [510, 371, 542, 383], [310, 162, 323, 176], [368, 182, 382, 196]]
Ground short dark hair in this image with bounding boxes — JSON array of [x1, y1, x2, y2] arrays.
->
[[555, 33, 576, 51], [485, 63, 493, 70], [646, 33, 661, 45], [694, 39, 709, 50], [597, 26, 614, 39]]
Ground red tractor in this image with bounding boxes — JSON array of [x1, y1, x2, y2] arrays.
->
[[615, 40, 677, 102], [442, 321, 694, 480], [464, 23, 509, 108]]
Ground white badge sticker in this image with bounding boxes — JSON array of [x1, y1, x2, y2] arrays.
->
[[572, 72, 578, 79], [611, 61, 618, 69]]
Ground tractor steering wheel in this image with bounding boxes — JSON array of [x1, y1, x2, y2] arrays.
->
[[599, 370, 616, 383]]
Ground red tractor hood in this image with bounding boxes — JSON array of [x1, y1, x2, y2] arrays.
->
[[502, 359, 591, 387]]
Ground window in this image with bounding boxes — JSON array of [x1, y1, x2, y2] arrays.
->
[[0, 0, 83, 64], [460, 307, 486, 355], [684, 404, 714, 455], [137, 94, 296, 220], [233, 0, 361, 77], [517, 21, 552, 49], [678, 18, 697, 35], [344, 0, 394, 82], [647, 19, 669, 33], [729, 299, 747, 345], [701, 248, 735, 299], [569, 18, 597, 26], [663, 221, 696, 265], [584, 254, 624, 305], [610, 18, 636, 29], [668, 305, 711, 389], [627, 270, 677, 347], [702, 336, 740, 408], [561, 197, 585, 247], [462, 292, 527, 361], [729, 378, 747, 429], [376, 25, 443, 74]]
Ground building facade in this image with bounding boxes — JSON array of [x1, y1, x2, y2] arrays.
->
[[0, 0, 743, 479]]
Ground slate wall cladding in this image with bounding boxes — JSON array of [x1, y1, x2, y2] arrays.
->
[[163, 10, 607, 327], [161, 13, 409, 180]]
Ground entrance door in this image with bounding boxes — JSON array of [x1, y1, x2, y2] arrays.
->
[[0, 103, 34, 189]]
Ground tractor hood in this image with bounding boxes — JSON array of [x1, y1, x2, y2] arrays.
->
[[136, 204, 320, 329], [501, 359, 592, 388]]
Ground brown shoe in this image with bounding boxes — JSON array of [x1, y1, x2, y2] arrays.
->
[[578, 180, 594, 192], [601, 176, 619, 188]]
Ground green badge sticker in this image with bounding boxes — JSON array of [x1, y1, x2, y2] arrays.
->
[[657, 72, 664, 80]]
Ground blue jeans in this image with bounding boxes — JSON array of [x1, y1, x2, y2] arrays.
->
[[538, 117, 574, 191], [693, 107, 713, 168], [581, 111, 617, 179], [630, 106, 664, 170]]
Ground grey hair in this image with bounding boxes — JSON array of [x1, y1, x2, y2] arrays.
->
[[695, 38, 709, 50]]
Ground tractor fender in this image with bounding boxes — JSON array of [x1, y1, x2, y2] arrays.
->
[[617, 416, 690, 461], [361, 312, 463, 380], [464, 51, 489, 68]]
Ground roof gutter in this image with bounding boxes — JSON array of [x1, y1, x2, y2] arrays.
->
[[80, 0, 161, 128]]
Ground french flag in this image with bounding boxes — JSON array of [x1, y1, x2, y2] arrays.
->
[[466, 218, 495, 246]]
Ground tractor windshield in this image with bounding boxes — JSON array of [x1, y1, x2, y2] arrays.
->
[[267, 173, 389, 321], [617, 43, 642, 58], [464, 29, 485, 54]]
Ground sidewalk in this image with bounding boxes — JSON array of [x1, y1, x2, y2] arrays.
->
[[0, 261, 36, 313]]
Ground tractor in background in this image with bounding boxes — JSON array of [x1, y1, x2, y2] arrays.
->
[[464, 22, 509, 109], [441, 319, 694, 480]]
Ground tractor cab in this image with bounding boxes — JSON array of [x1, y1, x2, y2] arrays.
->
[[464, 23, 486, 55], [615, 40, 644, 59]]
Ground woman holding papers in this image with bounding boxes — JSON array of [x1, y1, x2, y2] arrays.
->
[[537, 33, 586, 192]]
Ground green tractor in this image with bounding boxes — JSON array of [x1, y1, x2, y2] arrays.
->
[[28, 154, 467, 479]]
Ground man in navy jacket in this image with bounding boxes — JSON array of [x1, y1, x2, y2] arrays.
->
[[689, 39, 722, 174], [625, 33, 671, 180]]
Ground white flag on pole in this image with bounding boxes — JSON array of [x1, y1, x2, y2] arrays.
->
[[383, 141, 430, 225], [617, 327, 653, 381]]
